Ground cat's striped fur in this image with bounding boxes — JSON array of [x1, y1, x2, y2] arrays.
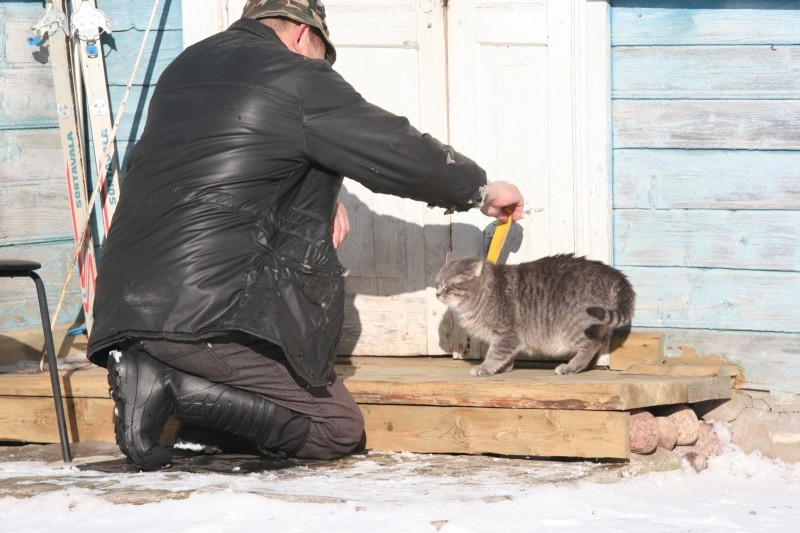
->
[[436, 253, 635, 376]]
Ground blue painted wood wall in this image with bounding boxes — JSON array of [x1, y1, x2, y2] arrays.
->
[[611, 1, 800, 393], [0, 0, 182, 331]]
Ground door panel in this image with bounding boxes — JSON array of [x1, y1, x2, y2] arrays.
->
[[320, 1, 452, 355]]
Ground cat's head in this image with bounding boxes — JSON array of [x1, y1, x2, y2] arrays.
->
[[435, 252, 486, 307]]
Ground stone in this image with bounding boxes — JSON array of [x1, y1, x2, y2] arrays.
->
[[662, 404, 699, 446], [587, 447, 681, 484], [699, 391, 751, 423], [655, 416, 678, 450], [695, 422, 722, 458], [730, 408, 800, 463], [683, 451, 708, 473], [629, 409, 658, 455], [762, 392, 800, 414]]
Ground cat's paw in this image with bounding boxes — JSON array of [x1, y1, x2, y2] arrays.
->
[[471, 364, 498, 377], [554, 363, 576, 375]]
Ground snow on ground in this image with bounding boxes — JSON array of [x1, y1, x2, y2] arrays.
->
[[0, 439, 798, 532]]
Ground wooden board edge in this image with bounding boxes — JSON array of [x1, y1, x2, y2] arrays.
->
[[608, 331, 665, 370], [0, 396, 630, 459], [360, 404, 630, 459]]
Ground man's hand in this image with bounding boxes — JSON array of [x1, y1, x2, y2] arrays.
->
[[332, 201, 350, 249], [480, 181, 524, 222]]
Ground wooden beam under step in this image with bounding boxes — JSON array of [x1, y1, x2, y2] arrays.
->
[[0, 397, 631, 459]]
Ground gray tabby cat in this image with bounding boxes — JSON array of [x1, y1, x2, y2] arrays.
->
[[436, 252, 635, 376]]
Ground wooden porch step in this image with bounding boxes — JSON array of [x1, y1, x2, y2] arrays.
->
[[0, 353, 733, 460]]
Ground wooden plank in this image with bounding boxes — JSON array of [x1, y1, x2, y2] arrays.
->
[[0, 396, 178, 444], [474, 3, 548, 45], [0, 362, 732, 412], [0, 149, 73, 246], [0, 324, 87, 366], [360, 404, 630, 459], [345, 331, 662, 368], [1, 4, 59, 67], [608, 331, 664, 371], [326, 2, 418, 46], [102, 29, 183, 86], [341, 365, 731, 411], [0, 367, 107, 399], [0, 396, 113, 443], [342, 331, 662, 369], [342, 365, 626, 410], [339, 293, 429, 356], [101, 0, 183, 31], [612, 45, 800, 99], [107, 85, 154, 143], [611, 2, 800, 46], [181, 0, 222, 48], [0, 67, 57, 129], [614, 209, 800, 271], [685, 375, 735, 404], [622, 362, 742, 394], [623, 363, 741, 379], [621, 266, 800, 334], [660, 328, 800, 394], [0, 241, 84, 331], [613, 100, 800, 150], [0, 395, 630, 459], [613, 149, 800, 210]]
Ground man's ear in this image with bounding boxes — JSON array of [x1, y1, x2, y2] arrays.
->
[[289, 24, 306, 53]]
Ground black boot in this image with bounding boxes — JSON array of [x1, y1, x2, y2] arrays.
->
[[174, 424, 260, 455], [169, 370, 311, 458], [107, 348, 174, 470]]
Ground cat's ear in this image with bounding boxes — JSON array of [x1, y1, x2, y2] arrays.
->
[[470, 259, 484, 278], [445, 251, 456, 264]]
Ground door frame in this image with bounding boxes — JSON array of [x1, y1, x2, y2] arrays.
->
[[181, 1, 612, 262]]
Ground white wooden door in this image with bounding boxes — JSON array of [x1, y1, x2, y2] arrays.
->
[[322, 0, 452, 355], [447, 0, 610, 260], [183, 0, 610, 357]]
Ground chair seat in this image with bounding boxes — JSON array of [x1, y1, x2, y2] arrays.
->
[[0, 259, 42, 273]]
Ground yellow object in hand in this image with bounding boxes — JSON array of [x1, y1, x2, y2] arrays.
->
[[486, 208, 514, 265]]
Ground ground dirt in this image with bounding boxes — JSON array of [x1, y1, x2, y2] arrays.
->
[[0, 441, 679, 505]]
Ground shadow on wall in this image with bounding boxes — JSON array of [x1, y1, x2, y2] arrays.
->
[[336, 184, 523, 354], [117, 0, 175, 173]]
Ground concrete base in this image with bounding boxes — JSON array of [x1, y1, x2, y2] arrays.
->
[[697, 390, 800, 463]]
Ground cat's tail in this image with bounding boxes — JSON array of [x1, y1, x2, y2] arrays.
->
[[586, 295, 635, 329]]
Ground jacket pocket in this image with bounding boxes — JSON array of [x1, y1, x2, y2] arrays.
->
[[273, 260, 345, 386]]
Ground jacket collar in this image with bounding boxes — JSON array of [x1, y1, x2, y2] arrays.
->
[[228, 17, 284, 46]]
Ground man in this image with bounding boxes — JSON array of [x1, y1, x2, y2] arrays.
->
[[88, 0, 524, 470]]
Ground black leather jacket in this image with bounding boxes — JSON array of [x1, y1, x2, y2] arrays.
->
[[88, 18, 487, 386]]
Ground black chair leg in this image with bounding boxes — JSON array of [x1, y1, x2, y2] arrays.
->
[[30, 272, 72, 463]]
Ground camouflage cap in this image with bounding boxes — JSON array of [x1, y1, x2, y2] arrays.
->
[[242, 0, 336, 65]]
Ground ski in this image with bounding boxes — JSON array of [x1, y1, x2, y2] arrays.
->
[[69, 0, 121, 241], [29, 0, 96, 332]]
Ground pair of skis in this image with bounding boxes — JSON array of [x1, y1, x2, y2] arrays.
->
[[29, 0, 122, 335]]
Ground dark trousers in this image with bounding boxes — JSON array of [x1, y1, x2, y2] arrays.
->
[[128, 334, 364, 460]]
